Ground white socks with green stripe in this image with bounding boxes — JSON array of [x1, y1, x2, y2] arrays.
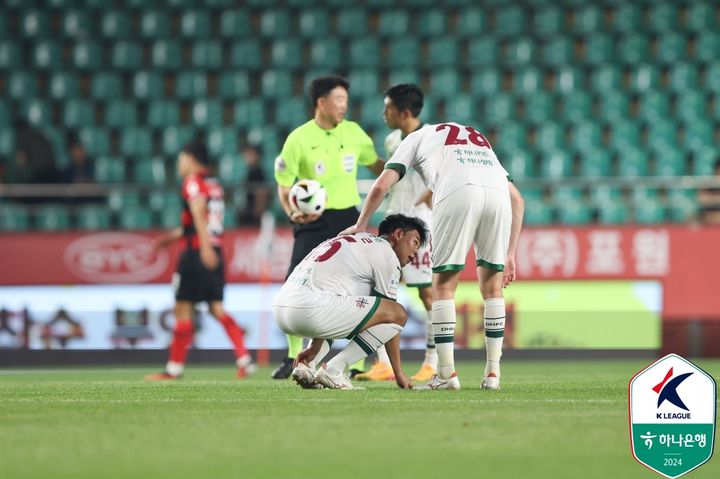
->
[[424, 310, 438, 368], [308, 339, 332, 370], [432, 299, 456, 379], [326, 323, 402, 376], [375, 344, 391, 366], [483, 297, 505, 378]]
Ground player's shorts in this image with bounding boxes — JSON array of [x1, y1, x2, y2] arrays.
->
[[174, 247, 225, 303], [401, 239, 432, 288], [273, 292, 380, 340], [431, 185, 511, 272]]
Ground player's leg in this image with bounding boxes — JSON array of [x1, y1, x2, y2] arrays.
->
[[146, 301, 194, 380], [411, 285, 437, 381], [209, 301, 256, 378]]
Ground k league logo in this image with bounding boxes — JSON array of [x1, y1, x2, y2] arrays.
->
[[629, 354, 717, 478]]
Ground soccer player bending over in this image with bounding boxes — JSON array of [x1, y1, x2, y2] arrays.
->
[[272, 214, 428, 390]]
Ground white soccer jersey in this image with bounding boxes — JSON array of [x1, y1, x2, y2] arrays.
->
[[383, 129, 432, 225], [386, 122, 510, 204], [274, 232, 401, 303]]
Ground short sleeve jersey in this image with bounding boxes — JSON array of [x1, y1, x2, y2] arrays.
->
[[274, 119, 378, 210], [383, 128, 432, 225], [181, 172, 224, 248], [282, 233, 401, 300], [385, 122, 509, 204]]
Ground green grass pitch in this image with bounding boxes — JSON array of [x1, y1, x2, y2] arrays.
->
[[1, 359, 718, 479]]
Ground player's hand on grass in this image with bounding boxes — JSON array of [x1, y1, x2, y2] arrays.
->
[[503, 255, 516, 288], [290, 210, 321, 225], [395, 371, 413, 389], [200, 247, 219, 271]]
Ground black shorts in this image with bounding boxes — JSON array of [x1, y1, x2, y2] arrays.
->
[[175, 247, 225, 303], [287, 207, 360, 277]]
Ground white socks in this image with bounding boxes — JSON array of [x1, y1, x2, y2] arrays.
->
[[375, 345, 391, 366], [326, 323, 402, 376], [484, 297, 505, 378], [423, 310, 437, 368], [432, 299, 456, 379]]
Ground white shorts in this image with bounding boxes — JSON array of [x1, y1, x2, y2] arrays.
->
[[273, 292, 380, 340], [401, 239, 432, 288], [431, 185, 511, 272]]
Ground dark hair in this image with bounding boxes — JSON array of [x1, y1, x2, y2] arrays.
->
[[182, 139, 209, 166], [378, 214, 429, 246], [384, 83, 424, 118], [309, 75, 350, 108]]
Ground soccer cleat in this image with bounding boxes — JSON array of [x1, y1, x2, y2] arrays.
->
[[417, 372, 461, 390], [144, 372, 180, 381], [271, 357, 294, 379], [314, 364, 354, 390], [236, 355, 258, 379], [291, 363, 323, 389], [348, 368, 364, 379], [481, 373, 500, 390], [353, 362, 395, 381], [411, 364, 437, 382]]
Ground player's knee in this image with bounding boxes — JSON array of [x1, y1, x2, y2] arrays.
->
[[392, 303, 408, 327]]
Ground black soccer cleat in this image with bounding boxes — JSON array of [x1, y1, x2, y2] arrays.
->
[[348, 368, 365, 380], [271, 357, 294, 379]]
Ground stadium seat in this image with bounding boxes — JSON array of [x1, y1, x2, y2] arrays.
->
[[470, 69, 501, 98], [417, 9, 447, 37], [579, 150, 612, 177], [120, 128, 153, 157], [535, 122, 566, 151], [359, 100, 385, 130], [34, 41, 63, 70], [140, 10, 172, 39], [637, 90, 670, 124], [467, 38, 499, 67], [176, 72, 208, 99], [589, 185, 622, 207], [647, 3, 677, 33], [634, 198, 667, 224], [217, 154, 246, 185], [504, 150, 536, 179], [271, 40, 303, 69], [387, 69, 421, 90], [151, 40, 183, 70], [76, 205, 111, 230], [298, 10, 329, 38], [704, 62, 720, 95], [589, 64, 623, 93], [523, 201, 554, 225], [683, 119, 714, 154], [24, 99, 52, 127], [597, 90, 629, 123], [133, 71, 165, 99], [616, 148, 649, 177], [667, 189, 697, 223], [483, 94, 515, 126], [691, 147, 717, 176], [428, 38, 459, 67], [147, 100, 180, 129], [218, 71, 250, 99], [345, 70, 378, 99], [94, 156, 126, 183], [0, 204, 30, 231], [513, 67, 542, 95], [35, 205, 70, 231], [523, 91, 555, 124], [63, 10, 90, 38], [79, 127, 110, 156], [100, 11, 130, 39], [617, 35, 650, 65], [162, 126, 197, 156], [444, 94, 476, 125], [377, 10, 409, 37], [275, 96, 309, 129], [207, 127, 239, 157], [541, 36, 574, 67], [49, 72, 79, 100], [533, 5, 562, 36], [494, 5, 527, 38], [388, 37, 420, 68], [687, 2, 715, 32], [220, 9, 251, 38], [62, 99, 95, 128], [597, 200, 629, 224], [191, 41, 223, 69], [72, 41, 103, 70], [610, 3, 642, 33], [560, 91, 592, 123], [260, 10, 291, 37], [6, 72, 36, 101], [91, 73, 123, 100], [675, 91, 707, 124], [133, 157, 167, 184], [667, 63, 699, 93], [149, 189, 182, 212], [0, 41, 20, 70], [112, 42, 142, 71], [181, 11, 211, 38], [309, 38, 342, 69], [572, 4, 603, 34], [496, 123, 528, 152], [261, 70, 293, 98], [21, 10, 50, 38], [456, 7, 485, 37], [105, 101, 138, 129], [503, 37, 536, 68], [192, 100, 223, 128], [350, 38, 380, 67], [628, 63, 662, 93], [653, 149, 686, 177], [656, 32, 687, 65], [119, 207, 154, 230], [335, 9, 368, 37], [230, 40, 262, 70], [429, 69, 461, 99], [558, 200, 593, 225], [554, 66, 585, 93], [609, 120, 640, 152], [583, 34, 613, 66], [541, 150, 573, 179], [234, 99, 266, 127], [0, 129, 14, 158]]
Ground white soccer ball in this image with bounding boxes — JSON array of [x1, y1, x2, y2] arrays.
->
[[289, 179, 327, 215]]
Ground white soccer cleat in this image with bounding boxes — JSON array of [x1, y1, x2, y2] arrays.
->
[[313, 364, 354, 390], [481, 373, 500, 390], [417, 372, 461, 390], [291, 363, 323, 389]]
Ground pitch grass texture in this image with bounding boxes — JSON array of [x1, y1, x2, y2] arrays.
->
[[2, 360, 718, 479]]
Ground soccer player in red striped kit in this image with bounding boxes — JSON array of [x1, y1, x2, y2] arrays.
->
[[146, 140, 256, 380]]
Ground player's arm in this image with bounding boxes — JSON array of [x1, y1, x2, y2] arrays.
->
[[154, 227, 182, 251], [293, 338, 324, 367], [504, 182, 525, 288], [189, 197, 219, 270], [339, 168, 400, 235], [415, 188, 433, 209], [385, 333, 412, 389], [365, 158, 385, 176]]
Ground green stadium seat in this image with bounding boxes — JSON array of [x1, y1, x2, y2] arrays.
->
[[561, 91, 592, 122], [377, 10, 409, 37], [218, 71, 250, 99], [467, 38, 499, 67], [260, 10, 291, 37], [107, 188, 141, 212], [656, 32, 687, 65], [704, 62, 720, 95], [667, 188, 697, 223], [589, 64, 622, 92], [220, 9, 251, 38], [684, 119, 714, 154], [0, 205, 30, 231], [112, 42, 142, 71], [91, 73, 122, 100], [695, 29, 720, 62], [523, 201, 554, 225], [504, 150, 536, 179], [349, 38, 380, 68], [617, 35, 650, 65], [120, 128, 153, 157], [418, 10, 447, 37], [617, 148, 649, 177], [637, 90, 669, 123], [444, 94, 476, 125], [105, 101, 138, 129], [554, 66, 584, 93], [503, 37, 536, 68], [388, 37, 420, 68], [34, 42, 63, 69], [676, 91, 707, 124], [430, 69, 461, 99], [94, 155, 126, 183], [0, 41, 21, 70], [387, 69, 420, 90], [497, 123, 527, 152], [192, 100, 223, 128], [533, 5, 562, 36], [35, 205, 70, 231], [512, 67, 542, 95], [535, 122, 565, 151], [133, 157, 167, 184], [152, 40, 182, 70], [359, 100, 385, 130], [149, 189, 182, 213], [427, 38, 458, 67], [494, 5, 527, 38], [76, 205, 111, 230], [597, 90, 629, 123], [691, 148, 717, 176], [687, 2, 715, 32], [147, 100, 180, 128], [162, 126, 197, 156], [558, 200, 593, 225], [72, 41, 102, 70], [653, 150, 686, 177], [584, 34, 613, 66], [207, 127, 239, 157], [100, 11, 130, 39], [234, 99, 266, 128], [7, 73, 37, 101], [541, 150, 573, 178], [133, 71, 165, 99], [470, 69, 501, 98], [181, 11, 211, 38], [218, 154, 245, 185], [572, 5, 603, 34], [191, 41, 223, 69], [230, 40, 262, 70], [634, 198, 666, 224], [271, 40, 303, 69], [646, 3, 677, 33], [524, 91, 555, 124], [335, 9, 368, 37], [609, 120, 640, 152], [589, 185, 622, 207], [597, 200, 629, 224], [21, 10, 49, 38], [0, 129, 14, 157], [309, 39, 342, 68], [541, 36, 573, 67], [571, 121, 603, 153], [48, 73, 79, 100], [119, 207, 154, 230], [667, 63, 699, 93], [63, 99, 95, 128], [610, 3, 641, 33], [275, 96, 309, 129], [579, 150, 612, 177], [24, 99, 52, 127], [482, 94, 515, 126], [140, 11, 172, 39], [79, 127, 110, 156], [456, 7, 486, 37], [63, 10, 90, 38], [298, 10, 329, 38], [348, 69, 380, 99], [176, 72, 208, 99], [261, 70, 293, 98]]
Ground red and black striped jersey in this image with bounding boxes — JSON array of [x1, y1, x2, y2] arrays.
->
[[180, 172, 224, 249]]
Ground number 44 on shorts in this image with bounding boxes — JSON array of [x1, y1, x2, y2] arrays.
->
[[629, 354, 717, 478]]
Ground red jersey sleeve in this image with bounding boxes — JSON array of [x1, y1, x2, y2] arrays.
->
[[182, 174, 209, 203]]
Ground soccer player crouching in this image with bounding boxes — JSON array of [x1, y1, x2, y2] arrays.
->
[[272, 214, 429, 389]]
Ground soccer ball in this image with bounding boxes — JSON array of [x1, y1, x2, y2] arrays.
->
[[289, 179, 327, 215]]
